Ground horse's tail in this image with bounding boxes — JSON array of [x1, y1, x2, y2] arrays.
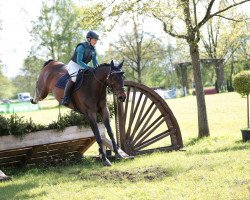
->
[[43, 59, 54, 67]]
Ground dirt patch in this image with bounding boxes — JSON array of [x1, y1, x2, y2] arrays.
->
[[85, 166, 170, 182]]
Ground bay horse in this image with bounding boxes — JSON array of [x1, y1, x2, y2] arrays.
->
[[31, 60, 126, 166]]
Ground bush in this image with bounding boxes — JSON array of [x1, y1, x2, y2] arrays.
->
[[0, 114, 46, 137], [233, 70, 250, 129], [232, 70, 250, 96], [0, 102, 115, 137]]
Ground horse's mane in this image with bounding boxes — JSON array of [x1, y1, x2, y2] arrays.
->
[[98, 63, 110, 68]]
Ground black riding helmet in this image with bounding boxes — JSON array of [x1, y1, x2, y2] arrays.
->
[[86, 31, 99, 40]]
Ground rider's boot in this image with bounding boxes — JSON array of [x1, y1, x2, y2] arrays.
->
[[60, 80, 75, 106]]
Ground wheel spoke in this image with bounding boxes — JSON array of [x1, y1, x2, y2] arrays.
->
[[124, 86, 130, 130], [131, 105, 157, 146], [129, 95, 148, 142], [134, 130, 175, 151], [126, 91, 143, 141], [134, 116, 165, 147], [125, 87, 136, 140]]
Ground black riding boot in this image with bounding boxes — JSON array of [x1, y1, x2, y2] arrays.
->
[[60, 80, 75, 106]]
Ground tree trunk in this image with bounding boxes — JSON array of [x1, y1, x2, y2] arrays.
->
[[189, 43, 210, 137], [214, 61, 225, 92], [229, 57, 235, 91], [138, 66, 142, 83], [180, 64, 188, 96], [247, 94, 249, 129]]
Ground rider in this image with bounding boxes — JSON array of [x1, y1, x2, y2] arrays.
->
[[61, 30, 99, 106]]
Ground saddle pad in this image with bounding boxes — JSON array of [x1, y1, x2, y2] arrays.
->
[[55, 73, 84, 92]]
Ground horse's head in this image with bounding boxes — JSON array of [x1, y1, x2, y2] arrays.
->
[[107, 60, 126, 102]]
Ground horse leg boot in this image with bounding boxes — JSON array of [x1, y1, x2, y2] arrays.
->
[[61, 80, 75, 106]]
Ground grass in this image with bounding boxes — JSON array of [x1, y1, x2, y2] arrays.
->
[[1, 92, 250, 200]]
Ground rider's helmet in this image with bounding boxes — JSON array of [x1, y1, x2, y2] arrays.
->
[[86, 31, 99, 40]]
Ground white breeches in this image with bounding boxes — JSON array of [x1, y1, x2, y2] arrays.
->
[[66, 60, 82, 82]]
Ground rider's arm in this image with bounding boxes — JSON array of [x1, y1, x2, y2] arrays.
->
[[92, 50, 98, 67], [76, 45, 89, 69]]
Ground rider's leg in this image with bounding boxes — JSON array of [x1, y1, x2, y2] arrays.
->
[[60, 79, 75, 106], [60, 61, 79, 106]]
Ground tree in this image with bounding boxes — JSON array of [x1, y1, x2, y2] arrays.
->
[[0, 63, 16, 99], [12, 54, 44, 95], [145, 0, 249, 137], [104, 0, 249, 137], [106, 15, 166, 84], [200, 6, 249, 92], [31, 0, 102, 63], [0, 14, 15, 99]]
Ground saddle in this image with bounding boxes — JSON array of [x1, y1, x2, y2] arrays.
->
[[55, 68, 93, 91]]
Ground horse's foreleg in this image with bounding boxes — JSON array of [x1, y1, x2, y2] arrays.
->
[[100, 108, 124, 159], [87, 112, 112, 166]]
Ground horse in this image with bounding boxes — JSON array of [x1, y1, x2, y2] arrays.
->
[[31, 60, 126, 166]]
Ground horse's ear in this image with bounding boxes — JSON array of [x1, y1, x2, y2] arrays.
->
[[110, 60, 114, 67], [118, 60, 124, 69]]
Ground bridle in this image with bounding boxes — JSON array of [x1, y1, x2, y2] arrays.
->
[[91, 67, 125, 95], [106, 70, 125, 95]]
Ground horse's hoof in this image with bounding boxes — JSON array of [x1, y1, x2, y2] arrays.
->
[[30, 99, 36, 104], [115, 153, 124, 160], [0, 176, 11, 182], [103, 159, 112, 166]]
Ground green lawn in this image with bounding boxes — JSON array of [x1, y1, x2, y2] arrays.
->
[[1, 92, 250, 200]]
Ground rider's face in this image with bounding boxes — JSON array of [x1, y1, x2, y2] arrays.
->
[[90, 38, 98, 46]]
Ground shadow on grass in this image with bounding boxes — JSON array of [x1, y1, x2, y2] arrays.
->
[[2, 156, 104, 177], [185, 137, 250, 155], [0, 182, 46, 200]]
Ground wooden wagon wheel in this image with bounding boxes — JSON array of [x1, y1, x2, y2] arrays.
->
[[113, 81, 183, 156]]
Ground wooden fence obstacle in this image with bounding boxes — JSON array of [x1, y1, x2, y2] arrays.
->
[[0, 124, 130, 168]]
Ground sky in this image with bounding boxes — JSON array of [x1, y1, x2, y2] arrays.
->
[[0, 0, 249, 78], [0, 0, 169, 78], [0, 0, 42, 77]]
